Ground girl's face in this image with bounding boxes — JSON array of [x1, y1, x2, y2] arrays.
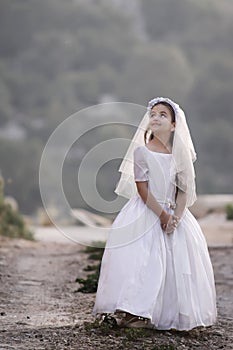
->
[[149, 103, 175, 135]]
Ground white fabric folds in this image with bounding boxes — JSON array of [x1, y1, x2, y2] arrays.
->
[[92, 148, 217, 330]]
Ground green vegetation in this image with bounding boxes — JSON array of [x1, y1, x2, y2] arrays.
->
[[75, 242, 105, 293], [0, 175, 34, 240], [84, 319, 177, 349], [225, 203, 233, 220]]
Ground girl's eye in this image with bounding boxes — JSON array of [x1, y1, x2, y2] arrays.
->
[[150, 113, 167, 118]]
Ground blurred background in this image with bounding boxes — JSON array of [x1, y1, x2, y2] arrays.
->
[[0, 0, 233, 221]]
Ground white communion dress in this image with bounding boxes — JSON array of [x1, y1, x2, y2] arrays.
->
[[92, 145, 217, 331]]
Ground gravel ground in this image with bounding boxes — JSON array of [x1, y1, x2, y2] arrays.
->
[[0, 236, 232, 350]]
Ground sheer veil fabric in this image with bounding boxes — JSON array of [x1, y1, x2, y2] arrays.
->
[[114, 97, 197, 208]]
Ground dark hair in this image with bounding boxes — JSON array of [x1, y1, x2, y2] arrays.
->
[[144, 101, 176, 144]]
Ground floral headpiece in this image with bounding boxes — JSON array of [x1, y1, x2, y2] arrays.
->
[[147, 97, 180, 115]]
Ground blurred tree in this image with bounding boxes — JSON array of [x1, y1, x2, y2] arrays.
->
[[115, 43, 193, 105], [0, 0, 233, 212], [0, 139, 43, 213], [189, 58, 233, 123], [0, 174, 34, 239]]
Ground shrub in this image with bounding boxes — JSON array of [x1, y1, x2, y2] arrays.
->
[[225, 203, 233, 220], [0, 175, 34, 240]]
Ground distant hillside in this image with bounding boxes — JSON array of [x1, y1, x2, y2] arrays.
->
[[0, 0, 232, 213]]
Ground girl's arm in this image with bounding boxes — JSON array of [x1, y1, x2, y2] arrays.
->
[[162, 189, 187, 234], [135, 181, 170, 225], [174, 188, 187, 220]]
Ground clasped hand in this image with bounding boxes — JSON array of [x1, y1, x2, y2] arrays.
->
[[160, 213, 180, 234]]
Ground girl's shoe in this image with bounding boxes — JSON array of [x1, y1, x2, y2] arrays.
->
[[97, 313, 118, 327], [118, 314, 154, 329]]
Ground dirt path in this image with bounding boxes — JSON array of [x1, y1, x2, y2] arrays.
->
[[0, 236, 232, 350]]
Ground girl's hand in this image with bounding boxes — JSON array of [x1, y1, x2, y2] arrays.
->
[[159, 210, 171, 231], [164, 214, 181, 234]]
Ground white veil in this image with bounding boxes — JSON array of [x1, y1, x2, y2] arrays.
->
[[114, 97, 197, 208]]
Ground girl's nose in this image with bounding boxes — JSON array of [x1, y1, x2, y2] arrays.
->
[[151, 114, 160, 120]]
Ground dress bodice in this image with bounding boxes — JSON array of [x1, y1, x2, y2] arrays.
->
[[134, 146, 176, 203]]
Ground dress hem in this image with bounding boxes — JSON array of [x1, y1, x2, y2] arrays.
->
[[92, 308, 218, 331]]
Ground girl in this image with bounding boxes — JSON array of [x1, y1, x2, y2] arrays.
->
[[92, 97, 217, 331]]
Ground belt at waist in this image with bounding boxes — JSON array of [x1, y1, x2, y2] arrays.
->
[[157, 199, 176, 210]]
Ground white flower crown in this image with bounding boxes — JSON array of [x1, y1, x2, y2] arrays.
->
[[147, 97, 180, 115]]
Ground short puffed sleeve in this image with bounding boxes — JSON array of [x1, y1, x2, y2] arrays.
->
[[133, 147, 149, 182]]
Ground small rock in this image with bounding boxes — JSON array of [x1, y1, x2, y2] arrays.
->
[[213, 330, 223, 337]]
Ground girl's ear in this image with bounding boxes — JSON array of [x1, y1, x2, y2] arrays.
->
[[171, 123, 176, 132]]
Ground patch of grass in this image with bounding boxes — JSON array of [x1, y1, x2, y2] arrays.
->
[[83, 320, 155, 338], [81, 243, 104, 260], [84, 264, 99, 271], [75, 241, 105, 293], [124, 327, 156, 340], [84, 320, 177, 349], [87, 251, 103, 260], [83, 240, 106, 251], [75, 264, 101, 293]]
